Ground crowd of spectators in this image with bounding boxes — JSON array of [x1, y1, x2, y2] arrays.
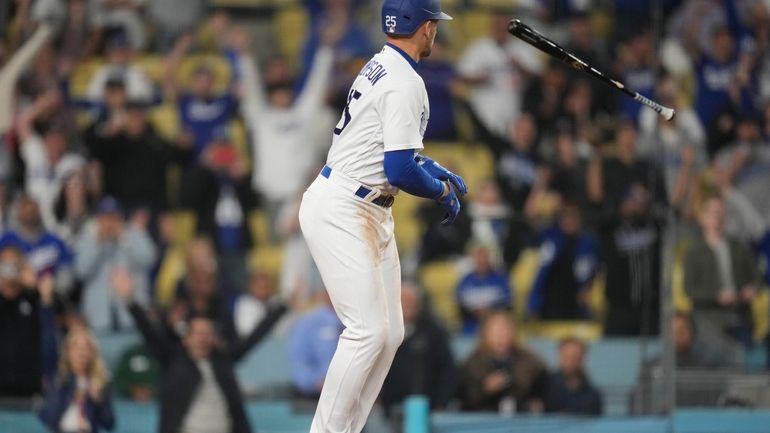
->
[[1, 0, 770, 431]]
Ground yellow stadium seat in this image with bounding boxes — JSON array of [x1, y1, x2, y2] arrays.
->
[[149, 103, 180, 140], [134, 55, 165, 83], [69, 59, 104, 98], [173, 211, 197, 245], [419, 261, 461, 331], [510, 248, 539, 319], [520, 321, 602, 342], [671, 239, 694, 313], [275, 7, 310, 66], [422, 142, 494, 200], [451, 9, 491, 57], [751, 289, 769, 342], [248, 210, 273, 247], [248, 245, 285, 278], [473, 0, 518, 8], [587, 270, 606, 320], [392, 194, 423, 255], [209, 0, 272, 6], [154, 245, 187, 306], [228, 119, 251, 166], [177, 55, 233, 92]]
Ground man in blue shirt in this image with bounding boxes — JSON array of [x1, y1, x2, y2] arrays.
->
[[455, 244, 512, 335], [0, 194, 73, 293], [164, 35, 240, 156], [528, 202, 598, 320], [695, 26, 755, 130], [288, 290, 342, 399]]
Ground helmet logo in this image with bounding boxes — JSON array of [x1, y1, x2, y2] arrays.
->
[[385, 15, 397, 33]]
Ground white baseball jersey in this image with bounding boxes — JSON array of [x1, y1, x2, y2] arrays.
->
[[325, 43, 430, 193]]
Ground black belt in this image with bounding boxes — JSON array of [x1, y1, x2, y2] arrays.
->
[[320, 166, 395, 208]]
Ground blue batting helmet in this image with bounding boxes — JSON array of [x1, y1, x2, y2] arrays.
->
[[381, 0, 453, 36]]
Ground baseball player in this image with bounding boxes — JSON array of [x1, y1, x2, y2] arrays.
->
[[298, 0, 466, 432], [299, 0, 467, 433]]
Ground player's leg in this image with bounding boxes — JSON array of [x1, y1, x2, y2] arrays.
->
[[300, 181, 397, 433], [349, 219, 404, 433]]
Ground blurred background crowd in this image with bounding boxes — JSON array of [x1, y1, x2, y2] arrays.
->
[[1, 0, 770, 432]]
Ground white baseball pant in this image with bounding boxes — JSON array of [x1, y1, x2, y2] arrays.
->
[[299, 170, 404, 433]]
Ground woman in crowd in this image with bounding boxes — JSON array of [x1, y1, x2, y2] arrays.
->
[[39, 326, 115, 433]]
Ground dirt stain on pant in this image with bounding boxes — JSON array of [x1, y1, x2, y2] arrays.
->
[[357, 205, 383, 262]]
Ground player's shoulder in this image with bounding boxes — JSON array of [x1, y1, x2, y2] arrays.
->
[[372, 46, 423, 84]]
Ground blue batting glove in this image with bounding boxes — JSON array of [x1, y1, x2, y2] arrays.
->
[[416, 155, 468, 196], [435, 182, 461, 225]]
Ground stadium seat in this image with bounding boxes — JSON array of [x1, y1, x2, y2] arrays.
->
[[422, 142, 494, 200], [149, 103, 180, 140], [134, 55, 165, 83], [392, 193, 423, 255], [274, 7, 309, 66], [510, 248, 539, 319], [69, 58, 105, 98], [450, 8, 491, 58], [176, 55, 233, 91], [248, 210, 273, 247], [248, 244, 285, 278], [154, 243, 188, 306], [520, 321, 602, 341], [419, 260, 461, 331]]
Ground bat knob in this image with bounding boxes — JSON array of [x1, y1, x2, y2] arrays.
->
[[508, 19, 522, 34], [661, 107, 676, 121]]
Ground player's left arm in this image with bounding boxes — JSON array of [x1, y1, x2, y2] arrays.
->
[[384, 149, 461, 225], [415, 154, 468, 195]]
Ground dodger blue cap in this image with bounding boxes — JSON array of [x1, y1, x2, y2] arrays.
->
[[382, 0, 453, 36], [95, 196, 124, 215]]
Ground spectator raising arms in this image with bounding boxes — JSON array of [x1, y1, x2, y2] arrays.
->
[[15, 88, 86, 229], [163, 31, 240, 157], [459, 312, 547, 414], [39, 327, 115, 433], [238, 26, 335, 222], [458, 11, 542, 137], [114, 268, 287, 433], [75, 197, 157, 332]]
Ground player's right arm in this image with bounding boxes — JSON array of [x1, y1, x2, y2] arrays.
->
[[384, 150, 460, 225]]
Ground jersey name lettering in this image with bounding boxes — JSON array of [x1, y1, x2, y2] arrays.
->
[[358, 60, 388, 86]]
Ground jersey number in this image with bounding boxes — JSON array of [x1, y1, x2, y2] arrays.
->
[[334, 89, 362, 135]]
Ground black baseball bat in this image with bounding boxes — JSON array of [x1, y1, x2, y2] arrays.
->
[[508, 19, 675, 121]]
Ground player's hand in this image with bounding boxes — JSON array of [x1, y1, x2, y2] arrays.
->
[[416, 155, 468, 196], [436, 182, 460, 225]]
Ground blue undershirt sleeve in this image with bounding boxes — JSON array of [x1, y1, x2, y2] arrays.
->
[[384, 149, 444, 199]]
